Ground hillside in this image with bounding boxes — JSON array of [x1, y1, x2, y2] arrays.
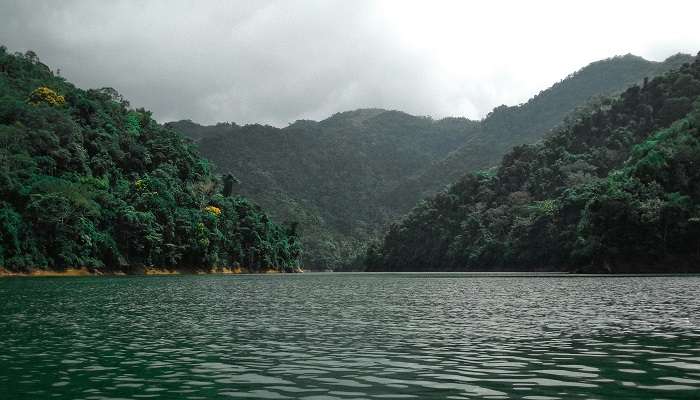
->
[[172, 54, 691, 270], [383, 53, 695, 212], [168, 111, 479, 269], [0, 47, 301, 273], [367, 54, 700, 273]]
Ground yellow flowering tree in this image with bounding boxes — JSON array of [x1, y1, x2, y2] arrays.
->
[[203, 205, 222, 217], [28, 86, 66, 107]]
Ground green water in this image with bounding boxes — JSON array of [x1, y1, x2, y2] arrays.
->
[[1, 274, 699, 399]]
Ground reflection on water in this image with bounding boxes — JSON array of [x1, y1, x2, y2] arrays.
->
[[1, 274, 699, 399]]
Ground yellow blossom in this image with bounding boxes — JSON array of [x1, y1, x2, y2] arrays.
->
[[203, 205, 221, 216], [28, 86, 65, 107]]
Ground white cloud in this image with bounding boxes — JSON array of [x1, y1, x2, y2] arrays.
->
[[1, 0, 699, 126]]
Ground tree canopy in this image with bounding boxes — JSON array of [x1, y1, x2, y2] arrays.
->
[[0, 47, 301, 273], [367, 54, 700, 273], [171, 54, 691, 271]]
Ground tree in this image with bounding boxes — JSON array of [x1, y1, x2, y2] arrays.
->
[[222, 173, 239, 197]]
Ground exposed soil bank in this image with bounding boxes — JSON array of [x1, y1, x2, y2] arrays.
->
[[0, 266, 303, 277]]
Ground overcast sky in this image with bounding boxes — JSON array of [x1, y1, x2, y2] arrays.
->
[[1, 0, 700, 126]]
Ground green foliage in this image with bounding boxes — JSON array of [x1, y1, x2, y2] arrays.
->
[[385, 54, 695, 212], [171, 54, 691, 270], [124, 111, 141, 136], [169, 110, 479, 270], [0, 47, 301, 272], [368, 54, 700, 273]]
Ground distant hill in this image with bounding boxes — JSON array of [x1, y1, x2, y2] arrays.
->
[[383, 53, 696, 212], [367, 54, 700, 273], [171, 53, 693, 270], [168, 110, 479, 269]]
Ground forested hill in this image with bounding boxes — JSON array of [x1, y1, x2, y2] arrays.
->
[[367, 53, 700, 273], [384, 53, 695, 212], [0, 47, 302, 273], [172, 54, 691, 270], [168, 111, 479, 269]]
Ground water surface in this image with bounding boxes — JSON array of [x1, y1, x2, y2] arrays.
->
[[1, 273, 699, 399]]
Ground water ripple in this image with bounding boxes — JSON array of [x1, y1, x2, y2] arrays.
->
[[1, 274, 699, 399]]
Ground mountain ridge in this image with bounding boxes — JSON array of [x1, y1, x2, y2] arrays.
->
[[367, 52, 700, 272], [383, 53, 696, 211], [171, 53, 693, 270]]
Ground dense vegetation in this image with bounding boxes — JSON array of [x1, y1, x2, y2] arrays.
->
[[0, 47, 301, 273], [384, 54, 694, 212], [367, 54, 700, 273], [173, 54, 689, 270], [169, 111, 478, 269]]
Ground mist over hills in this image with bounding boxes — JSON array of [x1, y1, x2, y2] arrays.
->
[[171, 53, 693, 270]]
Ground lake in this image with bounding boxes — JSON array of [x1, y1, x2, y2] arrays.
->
[[1, 273, 699, 399]]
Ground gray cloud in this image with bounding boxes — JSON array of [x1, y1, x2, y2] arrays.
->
[[2, 0, 700, 126]]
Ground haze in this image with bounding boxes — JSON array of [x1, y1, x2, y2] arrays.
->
[[1, 0, 699, 126]]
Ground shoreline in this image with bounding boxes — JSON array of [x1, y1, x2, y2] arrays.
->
[[0, 266, 303, 277], [3, 268, 699, 278]]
